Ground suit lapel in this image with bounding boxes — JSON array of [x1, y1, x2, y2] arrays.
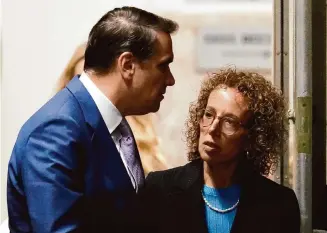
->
[[169, 160, 208, 233], [90, 118, 134, 193], [185, 182, 208, 233], [230, 169, 261, 233], [230, 185, 251, 233], [66, 76, 134, 193]]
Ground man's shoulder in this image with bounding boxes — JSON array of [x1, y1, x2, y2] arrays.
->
[[19, 89, 85, 140], [9, 89, 89, 182]]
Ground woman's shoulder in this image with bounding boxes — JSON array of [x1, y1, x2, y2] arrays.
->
[[145, 159, 202, 189], [252, 173, 298, 200]]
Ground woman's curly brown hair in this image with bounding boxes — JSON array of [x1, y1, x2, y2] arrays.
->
[[185, 68, 287, 176]]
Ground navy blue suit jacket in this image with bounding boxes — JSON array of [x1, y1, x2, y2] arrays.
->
[[7, 77, 137, 232]]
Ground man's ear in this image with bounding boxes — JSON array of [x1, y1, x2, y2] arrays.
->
[[117, 52, 135, 81]]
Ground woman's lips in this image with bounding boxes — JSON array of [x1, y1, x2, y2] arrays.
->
[[203, 141, 218, 148], [203, 141, 220, 154]]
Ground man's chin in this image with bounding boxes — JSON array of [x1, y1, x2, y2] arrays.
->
[[149, 103, 161, 113], [149, 99, 162, 111]]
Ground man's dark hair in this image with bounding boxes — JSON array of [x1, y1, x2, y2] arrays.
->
[[84, 6, 178, 75]]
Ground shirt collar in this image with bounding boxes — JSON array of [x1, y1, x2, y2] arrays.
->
[[79, 72, 122, 133]]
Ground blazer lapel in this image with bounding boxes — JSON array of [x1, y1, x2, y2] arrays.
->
[[230, 169, 260, 233], [90, 118, 134, 193], [66, 76, 134, 194], [230, 186, 252, 233], [170, 159, 208, 233]]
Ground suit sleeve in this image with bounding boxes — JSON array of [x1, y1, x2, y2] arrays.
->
[[282, 189, 301, 233], [21, 116, 86, 233]]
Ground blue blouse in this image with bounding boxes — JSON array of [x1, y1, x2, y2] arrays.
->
[[202, 184, 241, 233]]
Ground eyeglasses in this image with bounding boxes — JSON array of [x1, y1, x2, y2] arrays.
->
[[200, 110, 245, 136]]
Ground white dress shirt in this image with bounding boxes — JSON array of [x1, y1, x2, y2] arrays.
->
[[80, 72, 136, 189], [0, 218, 9, 233]]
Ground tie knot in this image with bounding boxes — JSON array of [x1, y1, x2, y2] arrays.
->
[[118, 118, 131, 138]]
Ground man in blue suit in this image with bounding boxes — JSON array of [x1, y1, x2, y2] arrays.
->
[[7, 6, 178, 232]]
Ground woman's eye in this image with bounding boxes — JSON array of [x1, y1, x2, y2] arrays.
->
[[204, 111, 214, 118]]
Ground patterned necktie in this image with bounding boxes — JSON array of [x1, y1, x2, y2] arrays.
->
[[118, 118, 145, 191]]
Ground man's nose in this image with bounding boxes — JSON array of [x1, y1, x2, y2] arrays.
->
[[166, 71, 175, 86]]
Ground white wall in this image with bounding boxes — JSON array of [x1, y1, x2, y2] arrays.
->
[[0, 0, 272, 223], [0, 0, 3, 225]]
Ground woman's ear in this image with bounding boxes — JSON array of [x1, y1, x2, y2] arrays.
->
[[242, 135, 252, 157]]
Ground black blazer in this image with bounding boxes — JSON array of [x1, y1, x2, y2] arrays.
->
[[313, 185, 327, 230], [138, 159, 300, 233]]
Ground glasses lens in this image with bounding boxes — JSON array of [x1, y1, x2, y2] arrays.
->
[[201, 112, 242, 136], [202, 111, 214, 127], [220, 117, 239, 135]]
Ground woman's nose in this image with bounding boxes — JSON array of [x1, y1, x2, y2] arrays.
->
[[208, 118, 220, 135]]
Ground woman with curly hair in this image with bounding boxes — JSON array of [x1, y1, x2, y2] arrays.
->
[[138, 68, 300, 233]]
